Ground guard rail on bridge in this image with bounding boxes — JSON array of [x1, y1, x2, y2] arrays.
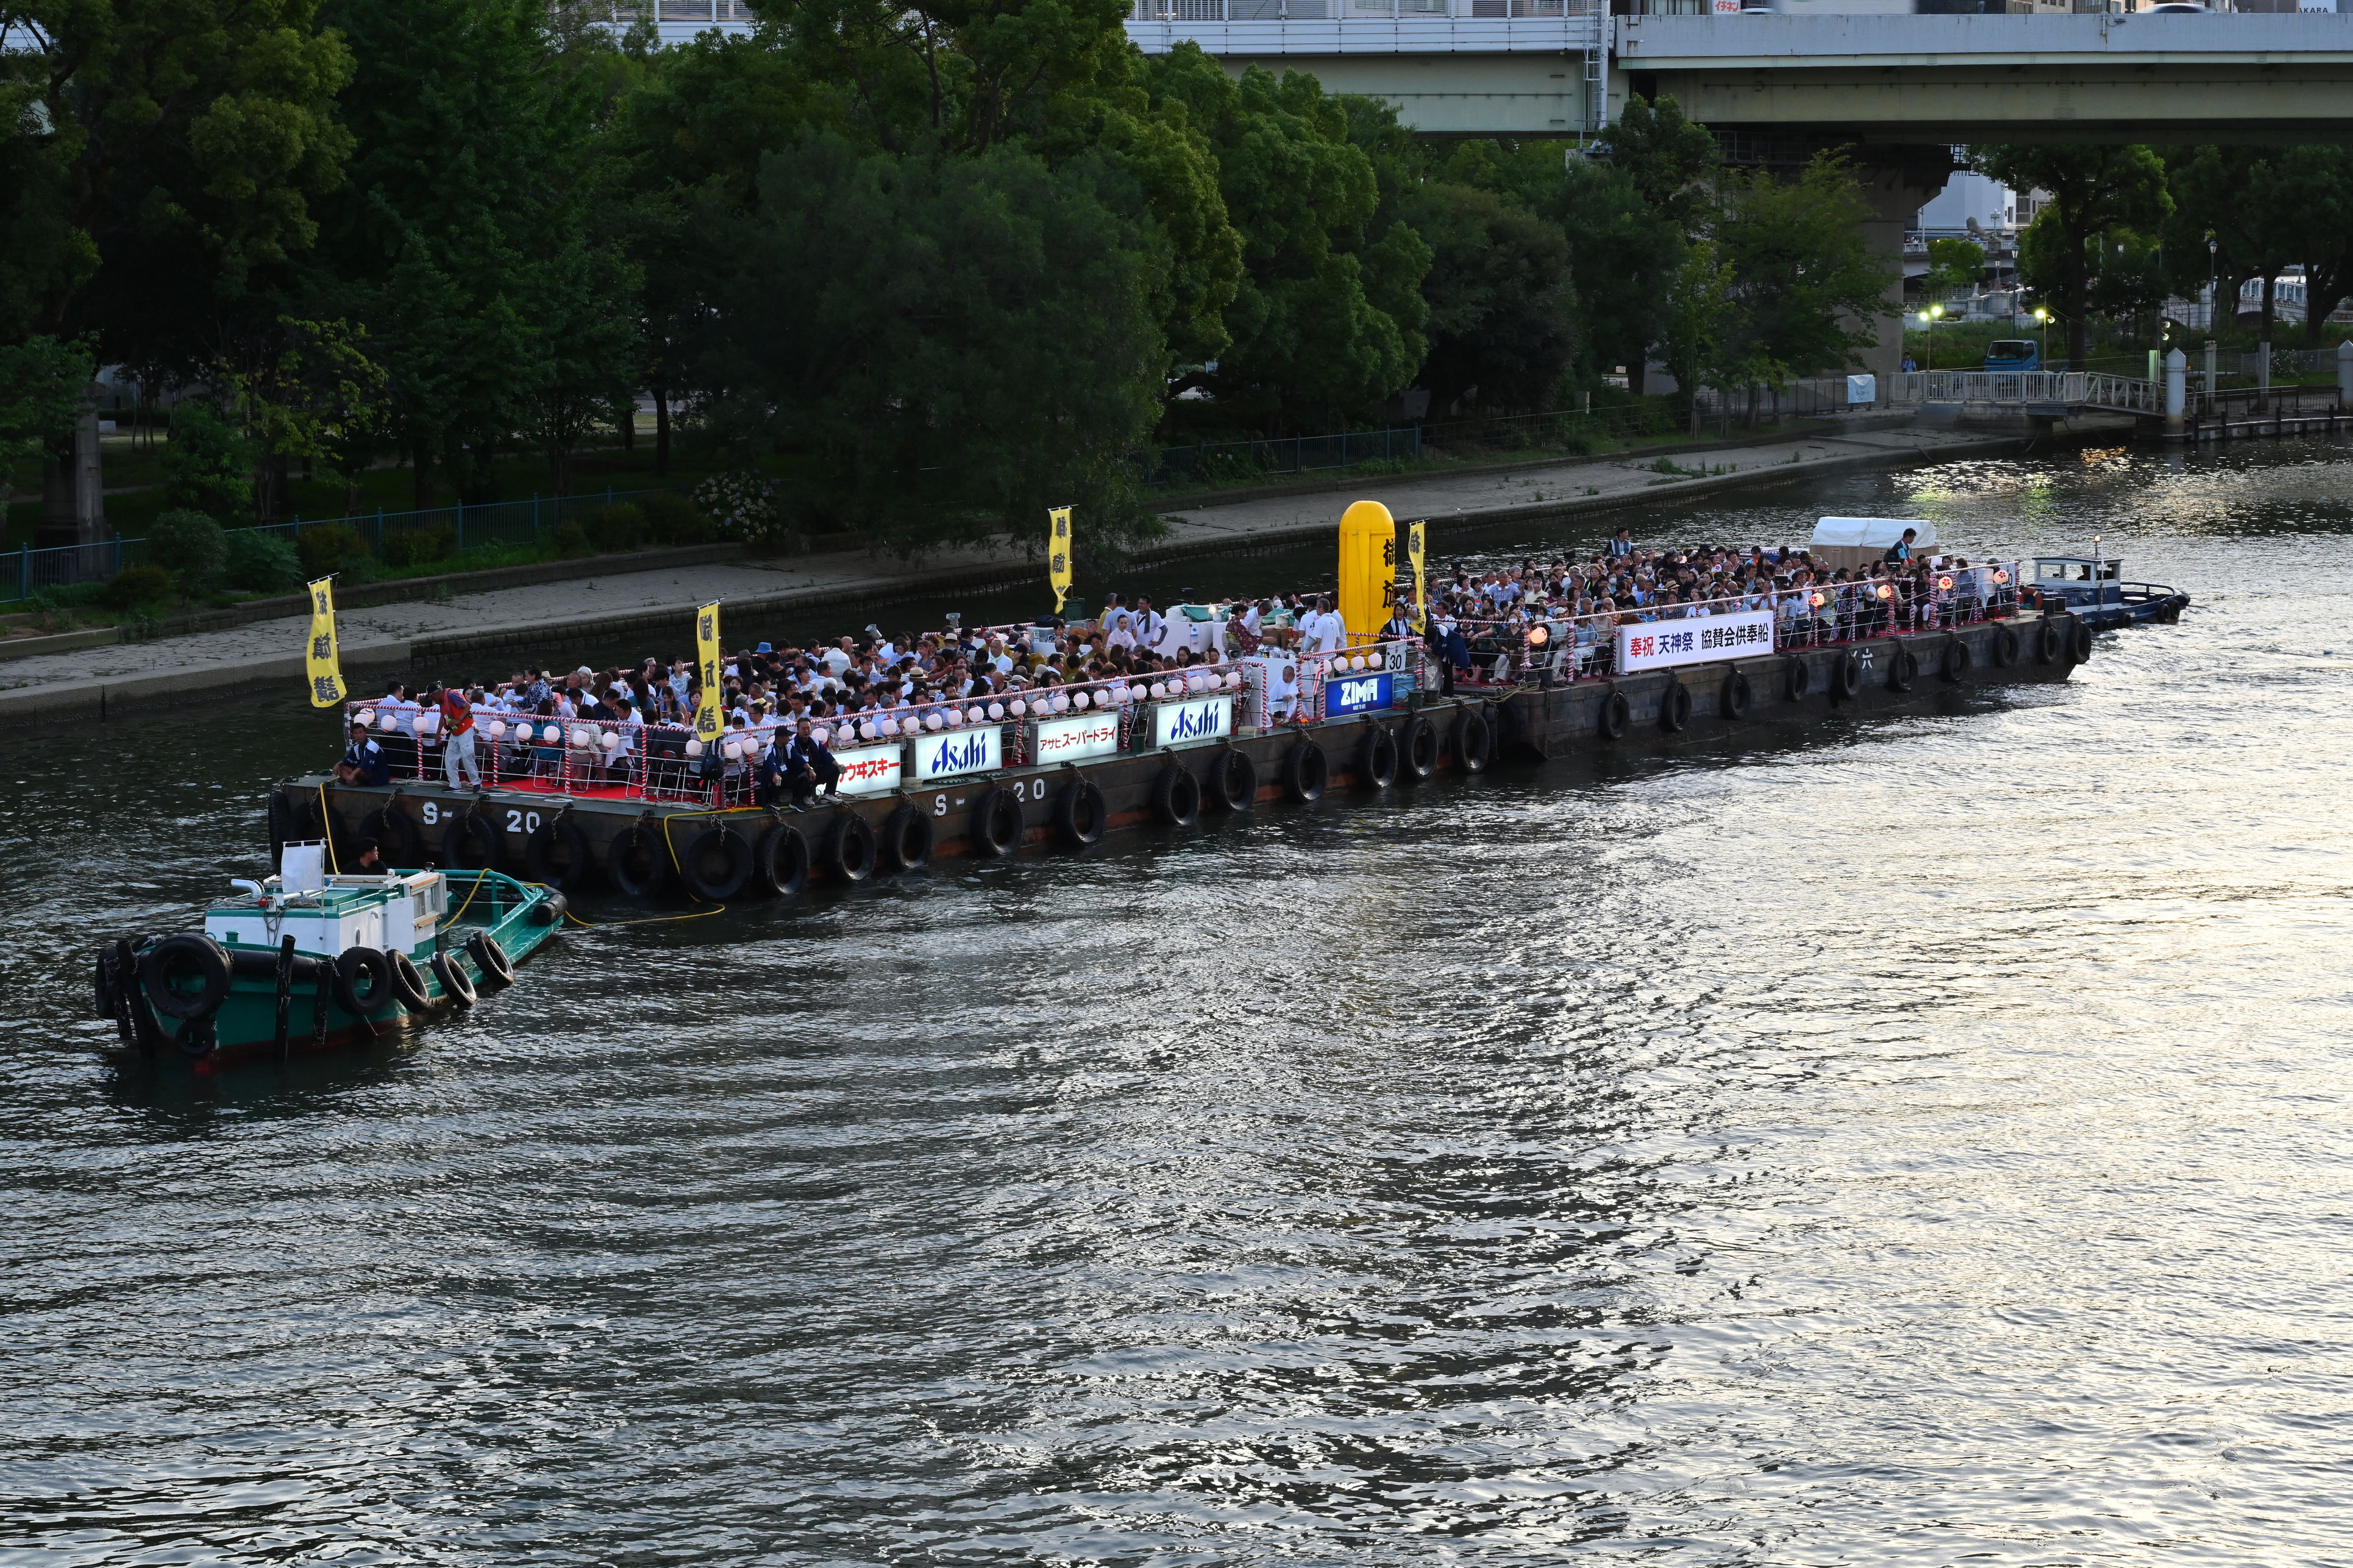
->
[[1132, 0, 1595, 19], [1889, 372, 2163, 416]]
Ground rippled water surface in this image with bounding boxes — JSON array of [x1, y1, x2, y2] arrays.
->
[[7, 441, 2353, 1566]]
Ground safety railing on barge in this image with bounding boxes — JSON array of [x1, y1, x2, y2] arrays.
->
[[338, 640, 1429, 807], [1443, 565, 2029, 687]]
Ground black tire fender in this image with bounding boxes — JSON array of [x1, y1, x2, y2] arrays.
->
[[753, 822, 810, 896], [878, 804, 934, 873], [1358, 725, 1399, 788], [682, 824, 752, 900], [1886, 646, 1916, 694], [970, 789, 1023, 858], [1785, 655, 1812, 701], [1398, 716, 1439, 781], [608, 822, 671, 900], [443, 809, 502, 871], [1283, 738, 1328, 801], [1834, 651, 1863, 700], [1452, 708, 1493, 773], [431, 949, 477, 1007], [389, 949, 432, 1010], [1209, 748, 1259, 810], [825, 811, 881, 881], [524, 815, 594, 891], [1598, 689, 1629, 740], [334, 945, 395, 1015], [140, 934, 231, 1022], [1152, 762, 1201, 826], [1055, 778, 1108, 846], [2071, 615, 2094, 662], [1993, 624, 2020, 668], [1941, 637, 1973, 683], [466, 931, 516, 990], [1721, 669, 1751, 720], [2035, 617, 2063, 665], [1659, 680, 1692, 732]]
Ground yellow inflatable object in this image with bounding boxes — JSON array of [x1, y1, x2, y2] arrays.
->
[[1336, 499, 1397, 645]]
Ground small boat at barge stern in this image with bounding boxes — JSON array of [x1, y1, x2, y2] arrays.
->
[[92, 842, 565, 1065]]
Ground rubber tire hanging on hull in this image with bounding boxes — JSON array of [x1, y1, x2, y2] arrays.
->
[[466, 932, 516, 990], [683, 825, 753, 899], [826, 812, 881, 881], [1209, 748, 1259, 810], [2070, 615, 2094, 662], [609, 823, 671, 899], [431, 950, 477, 1007], [1598, 690, 1629, 740], [1659, 681, 1692, 733], [878, 804, 934, 873], [1993, 625, 2020, 668], [753, 822, 810, 895], [1886, 647, 1917, 694], [971, 789, 1022, 858], [141, 935, 231, 1023], [1056, 779, 1108, 846], [1398, 717, 1439, 781], [390, 950, 432, 1010], [1721, 669, 1751, 720], [1284, 739, 1328, 801], [1786, 656, 1812, 701], [1153, 763, 1201, 826], [1941, 637, 1973, 683], [1452, 708, 1493, 773], [1833, 651, 1863, 701], [1358, 725, 1399, 788], [2036, 617, 2064, 665], [443, 810, 502, 872], [334, 946, 394, 1016], [525, 816, 594, 891]]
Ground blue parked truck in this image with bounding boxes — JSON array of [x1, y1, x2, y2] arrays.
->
[[1984, 339, 2041, 372]]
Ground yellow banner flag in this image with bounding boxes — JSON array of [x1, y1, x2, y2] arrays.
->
[[304, 577, 347, 708], [1405, 519, 1427, 631], [1047, 505, 1073, 614], [693, 601, 724, 742]]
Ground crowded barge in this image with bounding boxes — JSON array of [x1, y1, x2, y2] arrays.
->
[[259, 511, 2177, 906]]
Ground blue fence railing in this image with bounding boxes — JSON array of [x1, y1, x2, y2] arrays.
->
[[1142, 425, 1422, 489], [3, 487, 682, 606]]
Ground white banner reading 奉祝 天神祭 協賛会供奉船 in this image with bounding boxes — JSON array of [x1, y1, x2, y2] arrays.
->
[[1615, 610, 1777, 675]]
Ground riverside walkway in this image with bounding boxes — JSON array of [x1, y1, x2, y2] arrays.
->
[[0, 419, 2032, 720]]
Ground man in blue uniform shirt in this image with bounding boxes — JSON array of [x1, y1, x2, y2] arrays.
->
[[758, 717, 840, 809], [335, 720, 391, 786]]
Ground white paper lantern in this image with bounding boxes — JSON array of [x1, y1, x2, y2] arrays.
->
[[486, 720, 505, 739], [968, 706, 986, 724], [568, 726, 589, 748], [602, 730, 621, 751], [1052, 692, 1070, 713], [924, 713, 943, 731], [721, 739, 741, 761], [811, 726, 831, 747], [1150, 683, 1168, 700], [685, 737, 704, 757], [415, 712, 440, 735], [539, 723, 560, 743], [879, 717, 899, 737], [357, 708, 376, 727], [987, 703, 1005, 721], [379, 713, 398, 731], [1072, 690, 1090, 709], [859, 722, 877, 741], [1128, 684, 1146, 703], [1010, 699, 1028, 717], [942, 708, 963, 728]]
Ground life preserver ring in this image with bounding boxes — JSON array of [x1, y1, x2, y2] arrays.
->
[[1886, 646, 1917, 693], [1833, 651, 1863, 700], [683, 823, 753, 899], [1452, 708, 1493, 773], [525, 815, 594, 890], [366, 804, 422, 868], [825, 811, 881, 880], [1055, 778, 1108, 846], [443, 809, 501, 871], [878, 803, 934, 872], [1992, 625, 2020, 667], [1358, 725, 1400, 788], [970, 789, 1022, 857], [1152, 762, 1201, 826], [1284, 737, 1328, 800], [1785, 655, 1812, 701], [608, 822, 671, 899], [752, 821, 810, 895], [2070, 615, 2093, 662], [1941, 637, 1973, 683], [1598, 689, 1629, 740], [1398, 716, 1439, 780], [1721, 669, 1751, 720], [2035, 617, 2063, 664], [335, 945, 394, 1015], [1659, 680, 1692, 732], [1209, 747, 1259, 810], [389, 949, 432, 1010], [466, 931, 516, 990], [431, 949, 477, 1007], [140, 934, 231, 1022]]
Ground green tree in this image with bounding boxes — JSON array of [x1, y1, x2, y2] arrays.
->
[[1971, 144, 2170, 367], [0, 336, 94, 527], [162, 403, 257, 519], [1395, 182, 1574, 417], [1716, 154, 1893, 394], [1554, 157, 1686, 389], [1597, 95, 1718, 239], [1660, 238, 1735, 424], [1923, 237, 1985, 299], [146, 508, 227, 600]]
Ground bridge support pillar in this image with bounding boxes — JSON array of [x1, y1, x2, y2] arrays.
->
[[2338, 339, 2352, 408], [2165, 348, 2187, 435], [1851, 154, 1956, 394]]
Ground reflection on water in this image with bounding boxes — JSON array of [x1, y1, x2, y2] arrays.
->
[[5, 441, 2352, 1564]]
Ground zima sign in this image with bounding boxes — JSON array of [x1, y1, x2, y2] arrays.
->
[[1616, 609, 1776, 673], [1153, 695, 1233, 748], [912, 724, 1002, 781], [1325, 671, 1394, 717], [1034, 712, 1119, 764], [833, 742, 905, 797]]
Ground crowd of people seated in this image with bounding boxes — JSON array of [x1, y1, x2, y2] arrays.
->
[[334, 528, 2019, 805]]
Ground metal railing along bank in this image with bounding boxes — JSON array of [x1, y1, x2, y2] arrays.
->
[[5, 487, 682, 606], [1447, 566, 2028, 687], [1131, 0, 1590, 18], [337, 640, 1429, 809]]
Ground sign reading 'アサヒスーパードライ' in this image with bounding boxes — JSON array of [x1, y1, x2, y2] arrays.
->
[[1033, 712, 1120, 764], [1615, 609, 1776, 674]]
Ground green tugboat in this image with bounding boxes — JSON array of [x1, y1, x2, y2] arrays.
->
[[94, 842, 565, 1063]]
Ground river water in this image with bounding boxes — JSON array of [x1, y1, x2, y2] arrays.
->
[[6, 438, 2351, 1566]]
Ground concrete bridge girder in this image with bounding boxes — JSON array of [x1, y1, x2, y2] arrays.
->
[[1211, 52, 1595, 135]]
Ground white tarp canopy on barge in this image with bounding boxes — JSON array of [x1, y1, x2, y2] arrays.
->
[[1810, 517, 1939, 570]]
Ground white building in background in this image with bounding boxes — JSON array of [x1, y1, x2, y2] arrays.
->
[[1916, 172, 2015, 237]]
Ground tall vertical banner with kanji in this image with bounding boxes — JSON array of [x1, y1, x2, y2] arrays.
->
[[694, 601, 724, 743], [1406, 520, 1427, 630], [304, 577, 347, 708], [1047, 505, 1073, 613]]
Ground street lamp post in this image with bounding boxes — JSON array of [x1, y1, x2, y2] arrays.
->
[[2034, 307, 2050, 369], [2207, 233, 2220, 335], [1918, 303, 1945, 372]]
